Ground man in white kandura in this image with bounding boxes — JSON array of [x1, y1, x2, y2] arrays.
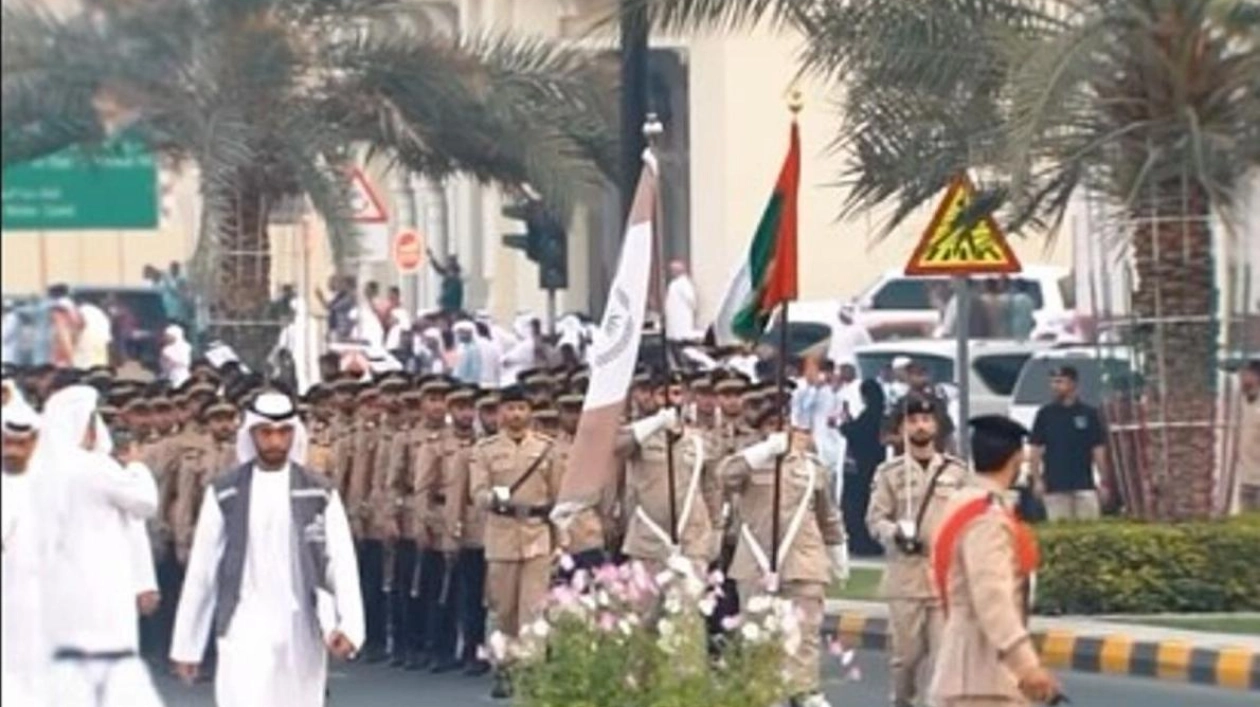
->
[[170, 390, 363, 707], [2, 400, 48, 705], [39, 384, 164, 707]]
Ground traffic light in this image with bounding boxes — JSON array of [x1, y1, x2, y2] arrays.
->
[[501, 198, 568, 290]]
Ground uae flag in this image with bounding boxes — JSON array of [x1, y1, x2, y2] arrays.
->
[[713, 122, 801, 344], [558, 156, 658, 505]]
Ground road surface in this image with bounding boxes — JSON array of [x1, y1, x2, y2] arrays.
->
[[153, 650, 1256, 706]]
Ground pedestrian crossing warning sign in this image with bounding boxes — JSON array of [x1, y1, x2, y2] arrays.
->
[[905, 174, 1021, 276]]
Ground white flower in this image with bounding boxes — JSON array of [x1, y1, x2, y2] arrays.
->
[[530, 619, 551, 639], [741, 622, 763, 643], [596, 589, 611, 607], [666, 553, 695, 578], [746, 595, 773, 614], [698, 596, 717, 617], [618, 619, 633, 636], [659, 619, 676, 638]]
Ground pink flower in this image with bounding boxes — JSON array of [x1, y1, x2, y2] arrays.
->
[[551, 585, 578, 607], [598, 612, 617, 633], [721, 615, 743, 632], [708, 569, 725, 586], [847, 666, 862, 682]]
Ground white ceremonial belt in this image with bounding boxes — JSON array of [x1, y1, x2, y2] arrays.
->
[[739, 457, 819, 580]]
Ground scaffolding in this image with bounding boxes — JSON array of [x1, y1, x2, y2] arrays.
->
[[1077, 169, 1256, 520]]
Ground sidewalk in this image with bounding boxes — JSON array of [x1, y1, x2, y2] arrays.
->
[[823, 599, 1260, 692]]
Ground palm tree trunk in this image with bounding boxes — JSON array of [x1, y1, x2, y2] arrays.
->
[[1128, 182, 1218, 520], [202, 172, 278, 369]]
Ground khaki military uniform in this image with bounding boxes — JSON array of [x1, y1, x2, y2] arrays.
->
[[724, 450, 845, 697], [470, 431, 560, 640], [452, 427, 489, 667], [618, 427, 714, 566], [552, 431, 609, 559], [329, 414, 358, 516], [930, 477, 1041, 707], [867, 453, 969, 707], [306, 417, 336, 477], [169, 436, 235, 564]]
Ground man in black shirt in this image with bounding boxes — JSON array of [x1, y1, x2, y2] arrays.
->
[[1029, 365, 1109, 521]]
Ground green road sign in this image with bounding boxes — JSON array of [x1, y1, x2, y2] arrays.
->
[[2, 139, 157, 231]]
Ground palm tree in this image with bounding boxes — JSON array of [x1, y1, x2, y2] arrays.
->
[[3, 0, 617, 364], [640, 0, 1259, 519]]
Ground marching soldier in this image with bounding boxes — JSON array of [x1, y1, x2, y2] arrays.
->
[[409, 375, 454, 670], [867, 395, 969, 707], [348, 381, 389, 663], [469, 385, 561, 699], [169, 398, 239, 564], [930, 416, 1060, 707], [432, 384, 479, 673], [553, 389, 610, 575], [533, 403, 561, 437], [328, 378, 359, 499], [617, 373, 713, 572], [360, 374, 408, 663], [455, 389, 499, 677], [724, 420, 849, 707], [304, 384, 336, 476], [385, 384, 422, 668], [476, 389, 500, 437], [520, 368, 554, 408]]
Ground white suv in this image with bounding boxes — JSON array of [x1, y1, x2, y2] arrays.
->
[[853, 265, 1078, 341]]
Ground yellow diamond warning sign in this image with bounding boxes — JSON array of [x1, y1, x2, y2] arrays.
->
[[905, 174, 1021, 276]]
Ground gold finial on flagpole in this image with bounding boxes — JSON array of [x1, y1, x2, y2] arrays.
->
[[787, 83, 804, 115]]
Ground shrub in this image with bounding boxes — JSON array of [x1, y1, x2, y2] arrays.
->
[[1034, 514, 1260, 615], [502, 558, 799, 707]]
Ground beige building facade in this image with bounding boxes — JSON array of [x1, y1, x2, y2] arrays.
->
[[2, 0, 1072, 326]]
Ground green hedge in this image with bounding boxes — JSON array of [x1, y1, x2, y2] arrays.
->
[[1034, 514, 1260, 615]]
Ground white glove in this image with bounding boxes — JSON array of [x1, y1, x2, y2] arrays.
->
[[549, 501, 587, 530], [829, 544, 850, 585], [492, 486, 511, 505], [741, 432, 789, 469], [631, 408, 679, 443]]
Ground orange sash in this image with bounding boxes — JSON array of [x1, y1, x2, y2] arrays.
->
[[931, 496, 1039, 616]]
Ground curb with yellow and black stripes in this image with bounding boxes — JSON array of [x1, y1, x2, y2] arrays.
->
[[828, 612, 1259, 692]]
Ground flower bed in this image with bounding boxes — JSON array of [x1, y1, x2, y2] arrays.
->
[[496, 556, 858, 706]]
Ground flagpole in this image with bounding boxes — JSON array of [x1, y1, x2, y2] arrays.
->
[[644, 113, 679, 546], [770, 90, 803, 579]]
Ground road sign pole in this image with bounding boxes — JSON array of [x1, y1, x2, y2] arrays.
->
[[954, 275, 971, 460], [546, 288, 557, 337]]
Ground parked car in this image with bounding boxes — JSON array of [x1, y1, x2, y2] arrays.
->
[[854, 338, 1048, 418], [852, 265, 1078, 341], [1007, 346, 1142, 430]]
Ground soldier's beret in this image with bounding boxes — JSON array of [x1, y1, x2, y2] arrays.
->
[[518, 368, 553, 388], [499, 385, 528, 404], [899, 393, 937, 417], [557, 392, 584, 408], [419, 375, 453, 395], [202, 398, 238, 419], [475, 391, 501, 409], [446, 385, 477, 404], [122, 396, 152, 412]]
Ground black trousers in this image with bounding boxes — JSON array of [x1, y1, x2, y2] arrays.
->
[[456, 548, 487, 663], [554, 547, 607, 586], [705, 544, 740, 652], [418, 549, 458, 662], [357, 540, 387, 651], [391, 541, 422, 657], [842, 466, 883, 556], [139, 547, 183, 661]]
